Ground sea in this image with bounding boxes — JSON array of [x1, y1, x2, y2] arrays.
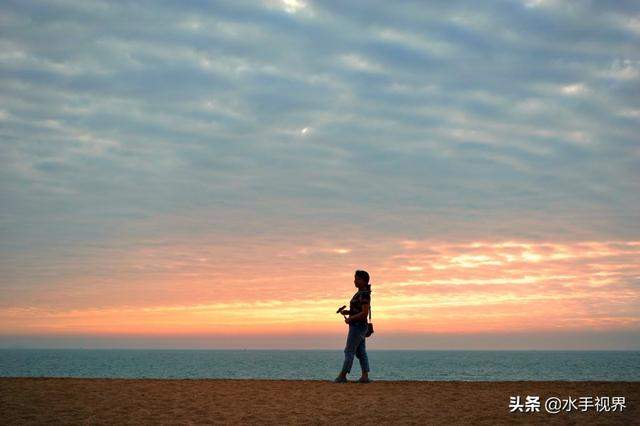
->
[[1, 349, 639, 381]]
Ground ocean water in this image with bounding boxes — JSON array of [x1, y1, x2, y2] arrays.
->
[[0, 349, 638, 381]]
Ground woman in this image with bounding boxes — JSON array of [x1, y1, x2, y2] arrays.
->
[[334, 269, 371, 383]]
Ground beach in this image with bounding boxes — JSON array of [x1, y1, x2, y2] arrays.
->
[[1, 378, 638, 425]]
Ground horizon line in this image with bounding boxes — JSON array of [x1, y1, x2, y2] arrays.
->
[[2, 347, 639, 351]]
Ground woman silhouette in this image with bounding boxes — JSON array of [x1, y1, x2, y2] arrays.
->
[[334, 270, 371, 383]]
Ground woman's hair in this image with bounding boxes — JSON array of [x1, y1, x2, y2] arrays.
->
[[355, 269, 370, 284]]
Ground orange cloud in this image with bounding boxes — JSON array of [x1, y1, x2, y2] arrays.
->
[[1, 239, 638, 338]]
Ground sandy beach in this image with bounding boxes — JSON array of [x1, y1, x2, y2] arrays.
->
[[0, 378, 638, 425]]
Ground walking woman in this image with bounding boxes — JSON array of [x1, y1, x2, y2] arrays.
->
[[334, 270, 371, 383]]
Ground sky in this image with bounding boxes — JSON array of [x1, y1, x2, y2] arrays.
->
[[0, 0, 639, 350]]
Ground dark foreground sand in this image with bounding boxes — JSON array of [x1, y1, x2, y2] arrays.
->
[[1, 378, 638, 425]]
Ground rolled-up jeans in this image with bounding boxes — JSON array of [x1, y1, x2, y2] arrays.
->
[[340, 321, 370, 374]]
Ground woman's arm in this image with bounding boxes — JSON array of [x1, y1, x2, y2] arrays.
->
[[345, 303, 369, 323]]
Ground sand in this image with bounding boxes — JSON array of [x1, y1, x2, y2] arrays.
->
[[1, 378, 638, 425]]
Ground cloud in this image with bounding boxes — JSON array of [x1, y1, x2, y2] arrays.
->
[[0, 0, 638, 344], [561, 83, 588, 95], [1, 238, 637, 340]]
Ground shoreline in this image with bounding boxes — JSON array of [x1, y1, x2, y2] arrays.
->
[[2, 376, 640, 382], [2, 378, 638, 424]]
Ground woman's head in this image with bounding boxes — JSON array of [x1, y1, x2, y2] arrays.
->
[[354, 269, 370, 289]]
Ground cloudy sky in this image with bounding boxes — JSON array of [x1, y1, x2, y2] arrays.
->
[[1, 0, 639, 349]]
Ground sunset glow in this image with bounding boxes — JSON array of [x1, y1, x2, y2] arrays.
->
[[2, 239, 638, 346]]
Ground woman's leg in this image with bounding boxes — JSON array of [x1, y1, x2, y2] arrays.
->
[[338, 325, 359, 377], [355, 335, 370, 378]]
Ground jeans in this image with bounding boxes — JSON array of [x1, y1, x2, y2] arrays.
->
[[340, 321, 370, 374]]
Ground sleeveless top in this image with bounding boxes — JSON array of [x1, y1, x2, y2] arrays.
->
[[349, 285, 371, 325]]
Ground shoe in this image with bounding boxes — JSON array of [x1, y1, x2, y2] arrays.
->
[[357, 377, 371, 383], [333, 376, 348, 383]]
